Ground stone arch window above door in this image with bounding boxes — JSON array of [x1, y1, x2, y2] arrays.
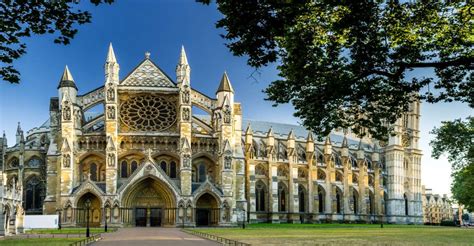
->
[[81, 156, 105, 182], [155, 155, 179, 179], [192, 157, 215, 183]]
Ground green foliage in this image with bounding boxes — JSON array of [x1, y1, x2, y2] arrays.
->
[[200, 0, 473, 140], [430, 117, 474, 170], [0, 0, 114, 83], [451, 164, 474, 212]]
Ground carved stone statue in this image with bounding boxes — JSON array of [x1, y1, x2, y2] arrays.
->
[[107, 153, 115, 167], [106, 86, 115, 101], [107, 105, 115, 119], [223, 105, 231, 124], [182, 107, 190, 121], [62, 104, 71, 121], [182, 90, 190, 104], [63, 154, 70, 168]]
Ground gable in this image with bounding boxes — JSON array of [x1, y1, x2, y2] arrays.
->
[[121, 59, 176, 88]]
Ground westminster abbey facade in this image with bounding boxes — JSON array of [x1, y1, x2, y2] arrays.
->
[[0, 44, 423, 230]]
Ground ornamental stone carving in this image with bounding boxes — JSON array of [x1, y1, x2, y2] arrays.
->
[[107, 153, 115, 167], [63, 154, 70, 168], [107, 105, 116, 119], [182, 107, 190, 121], [120, 94, 177, 132], [62, 102, 71, 121], [106, 85, 115, 101]]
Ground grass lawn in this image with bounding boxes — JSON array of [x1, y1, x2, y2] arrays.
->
[[193, 224, 474, 245], [0, 238, 81, 245], [25, 227, 112, 234]]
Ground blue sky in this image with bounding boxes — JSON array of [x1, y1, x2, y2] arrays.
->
[[0, 1, 471, 196]]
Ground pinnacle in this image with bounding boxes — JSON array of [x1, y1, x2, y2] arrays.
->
[[106, 43, 117, 63], [217, 71, 234, 93], [61, 65, 74, 82], [179, 45, 189, 65]]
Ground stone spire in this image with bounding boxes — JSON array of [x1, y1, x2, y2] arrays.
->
[[179, 45, 188, 65], [57, 65, 77, 90], [216, 71, 234, 93], [323, 135, 332, 155], [306, 131, 314, 153], [16, 122, 23, 145], [357, 138, 365, 159], [106, 43, 117, 63], [341, 134, 349, 157], [176, 45, 191, 85]]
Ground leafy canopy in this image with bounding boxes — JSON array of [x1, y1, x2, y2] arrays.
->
[[0, 0, 113, 84], [451, 164, 474, 212], [430, 117, 474, 170], [200, 0, 473, 140]]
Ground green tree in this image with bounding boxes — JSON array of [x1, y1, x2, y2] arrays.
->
[[452, 164, 474, 212], [431, 117, 473, 212], [0, 0, 113, 84], [200, 0, 473, 140], [430, 117, 474, 170]]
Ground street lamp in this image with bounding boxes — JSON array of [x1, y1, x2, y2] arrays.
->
[[85, 198, 91, 238]]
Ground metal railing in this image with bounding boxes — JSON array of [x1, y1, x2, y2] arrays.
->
[[184, 229, 250, 246], [69, 233, 101, 246]]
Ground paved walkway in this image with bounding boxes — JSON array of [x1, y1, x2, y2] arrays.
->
[[92, 228, 219, 246]]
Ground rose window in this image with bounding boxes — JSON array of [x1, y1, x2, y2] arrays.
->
[[120, 95, 177, 131]]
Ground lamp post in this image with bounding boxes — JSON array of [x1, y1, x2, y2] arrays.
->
[[85, 198, 91, 238]]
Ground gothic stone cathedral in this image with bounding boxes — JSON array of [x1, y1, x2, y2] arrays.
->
[[1, 44, 423, 230]]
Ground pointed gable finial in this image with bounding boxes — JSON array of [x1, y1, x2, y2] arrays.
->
[[288, 129, 295, 140], [267, 127, 274, 137], [58, 65, 77, 90], [342, 135, 348, 148], [245, 123, 253, 135], [217, 71, 234, 93], [106, 43, 117, 63], [358, 138, 364, 150], [145, 51, 151, 59], [324, 135, 331, 145], [179, 45, 189, 65], [16, 122, 22, 135]]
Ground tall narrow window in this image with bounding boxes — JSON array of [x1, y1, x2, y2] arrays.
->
[[25, 176, 42, 211], [170, 161, 177, 179], [298, 185, 305, 213], [121, 161, 128, 178], [353, 194, 358, 215], [160, 161, 167, 175], [90, 163, 97, 181], [336, 191, 342, 214], [404, 194, 409, 216], [192, 167, 197, 182], [198, 164, 206, 182], [278, 183, 286, 212], [318, 190, 324, 213], [256, 182, 266, 212], [369, 193, 374, 214], [131, 161, 138, 174]]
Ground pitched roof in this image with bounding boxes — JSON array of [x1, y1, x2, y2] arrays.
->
[[120, 58, 176, 88]]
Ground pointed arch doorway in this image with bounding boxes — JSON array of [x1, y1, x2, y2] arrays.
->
[[122, 177, 176, 227]]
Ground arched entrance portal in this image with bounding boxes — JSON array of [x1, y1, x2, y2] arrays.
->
[[77, 193, 101, 227], [195, 193, 219, 226], [122, 177, 176, 227]]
